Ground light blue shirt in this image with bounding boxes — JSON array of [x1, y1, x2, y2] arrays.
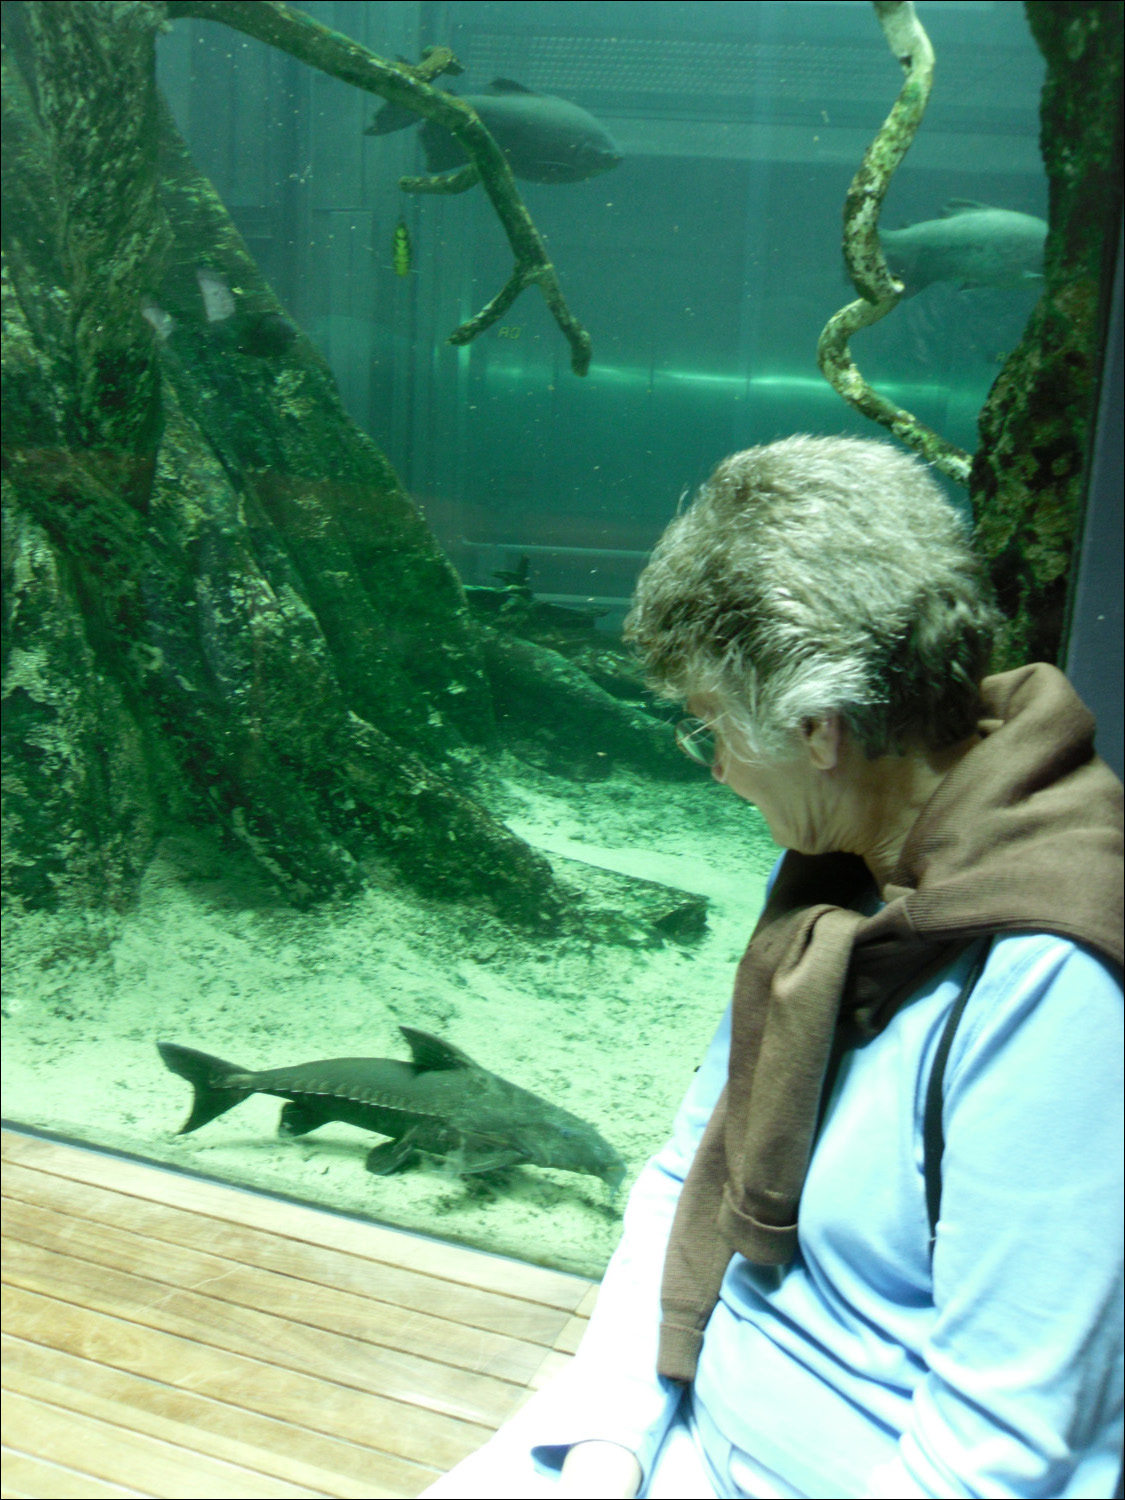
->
[[531, 928, 1124, 1498]]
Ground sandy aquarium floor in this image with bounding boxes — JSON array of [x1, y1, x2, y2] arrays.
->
[[2, 759, 780, 1278]]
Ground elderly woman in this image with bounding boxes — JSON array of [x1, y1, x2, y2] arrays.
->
[[425, 435, 1123, 1500]]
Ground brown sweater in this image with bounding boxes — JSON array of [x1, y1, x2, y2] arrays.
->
[[657, 663, 1125, 1381]]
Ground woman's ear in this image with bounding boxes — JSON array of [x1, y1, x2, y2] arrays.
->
[[801, 715, 842, 771]]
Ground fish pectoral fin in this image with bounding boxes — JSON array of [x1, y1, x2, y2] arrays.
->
[[446, 1143, 527, 1177], [365, 1133, 421, 1177], [278, 1100, 328, 1138], [364, 99, 422, 137]]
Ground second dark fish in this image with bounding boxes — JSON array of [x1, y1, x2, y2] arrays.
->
[[194, 268, 298, 357], [368, 78, 622, 186]]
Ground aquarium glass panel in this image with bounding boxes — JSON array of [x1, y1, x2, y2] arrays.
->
[[3, 0, 1109, 1279]]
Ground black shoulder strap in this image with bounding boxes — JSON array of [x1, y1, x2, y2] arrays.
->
[[924, 937, 993, 1255]]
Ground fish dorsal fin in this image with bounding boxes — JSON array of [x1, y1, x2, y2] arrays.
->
[[941, 199, 992, 217], [399, 1026, 476, 1072], [488, 77, 538, 95]]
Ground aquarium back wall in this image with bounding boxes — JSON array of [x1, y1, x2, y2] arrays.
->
[[158, 0, 1046, 614]]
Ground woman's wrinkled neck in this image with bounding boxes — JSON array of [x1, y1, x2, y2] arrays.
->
[[853, 734, 982, 893]]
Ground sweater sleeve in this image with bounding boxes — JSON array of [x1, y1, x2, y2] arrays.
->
[[528, 1002, 733, 1486], [867, 937, 1125, 1498]]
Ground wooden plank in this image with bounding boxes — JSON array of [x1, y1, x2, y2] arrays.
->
[[2, 1157, 570, 1349], [1, 1130, 593, 1498], [1, 1132, 592, 1309], [0, 1391, 319, 1499], [1, 1334, 437, 1500], [0, 1186, 551, 1385], [575, 1284, 601, 1318], [0, 1446, 139, 1499], [2, 1284, 490, 1473], [2, 1230, 523, 1431], [552, 1314, 589, 1356]]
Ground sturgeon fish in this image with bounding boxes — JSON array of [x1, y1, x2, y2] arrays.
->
[[157, 1027, 625, 1195]]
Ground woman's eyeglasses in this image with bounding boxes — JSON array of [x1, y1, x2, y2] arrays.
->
[[674, 717, 717, 767]]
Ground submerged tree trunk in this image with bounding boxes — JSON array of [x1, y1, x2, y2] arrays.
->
[[2, 0, 686, 929], [971, 0, 1123, 669]]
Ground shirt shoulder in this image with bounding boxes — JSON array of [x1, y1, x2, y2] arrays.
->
[[944, 931, 1122, 1089]]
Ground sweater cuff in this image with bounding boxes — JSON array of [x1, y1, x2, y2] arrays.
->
[[656, 1322, 703, 1382], [718, 1193, 799, 1265]]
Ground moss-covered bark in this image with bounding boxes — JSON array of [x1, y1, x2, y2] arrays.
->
[[3, 1, 675, 929], [480, 631, 690, 782], [972, 1, 1123, 668]]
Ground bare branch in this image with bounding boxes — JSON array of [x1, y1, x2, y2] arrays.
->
[[400, 165, 481, 196], [164, 0, 593, 374], [447, 269, 529, 346], [816, 1, 971, 487]]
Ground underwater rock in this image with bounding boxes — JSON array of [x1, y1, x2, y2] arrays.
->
[[547, 852, 709, 948], [478, 629, 695, 782], [157, 1026, 625, 1195], [465, 585, 604, 635], [0, 3, 565, 929]]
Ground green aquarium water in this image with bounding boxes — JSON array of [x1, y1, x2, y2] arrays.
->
[[1, 0, 1114, 1279]]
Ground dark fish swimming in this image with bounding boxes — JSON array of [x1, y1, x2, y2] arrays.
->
[[194, 268, 299, 357], [879, 201, 1046, 295], [142, 269, 297, 359], [157, 1026, 626, 1195], [366, 77, 622, 185]]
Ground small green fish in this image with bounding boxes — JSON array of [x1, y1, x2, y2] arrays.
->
[[392, 217, 412, 278]]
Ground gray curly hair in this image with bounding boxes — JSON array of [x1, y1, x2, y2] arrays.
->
[[624, 434, 1001, 761]]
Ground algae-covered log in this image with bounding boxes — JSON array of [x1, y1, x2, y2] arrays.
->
[[971, 1, 1123, 669], [480, 631, 691, 783], [1, 0, 598, 927]]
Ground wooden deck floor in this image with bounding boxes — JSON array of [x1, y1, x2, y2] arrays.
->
[[0, 1129, 597, 1499]]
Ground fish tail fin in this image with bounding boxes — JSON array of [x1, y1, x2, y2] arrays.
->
[[156, 1041, 252, 1134], [364, 100, 423, 137]]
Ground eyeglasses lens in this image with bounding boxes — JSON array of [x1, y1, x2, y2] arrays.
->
[[675, 718, 716, 767]]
